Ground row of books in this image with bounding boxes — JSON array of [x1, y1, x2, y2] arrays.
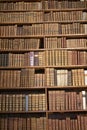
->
[[46, 69, 86, 86], [0, 38, 40, 50], [0, 52, 45, 66], [46, 50, 87, 66], [1, 50, 87, 66], [0, 11, 87, 23], [0, 115, 46, 130], [28, 93, 46, 111], [0, 38, 87, 50], [0, 1, 87, 10], [44, 11, 86, 21], [0, 94, 25, 111], [48, 114, 87, 130], [21, 69, 45, 87], [44, 0, 87, 9], [0, 12, 43, 23], [44, 23, 86, 35], [1, 90, 87, 112], [0, 69, 45, 88], [48, 90, 86, 110], [0, 68, 87, 88], [0, 93, 46, 111], [45, 37, 87, 48], [0, 1, 42, 10], [0, 25, 43, 36], [0, 23, 87, 36]]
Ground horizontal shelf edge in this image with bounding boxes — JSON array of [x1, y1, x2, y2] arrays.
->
[[0, 20, 87, 25], [0, 34, 87, 38], [0, 86, 87, 90], [0, 65, 87, 69], [47, 110, 87, 113], [0, 8, 87, 12], [0, 47, 87, 52]]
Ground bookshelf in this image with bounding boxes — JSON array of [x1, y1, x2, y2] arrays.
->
[[0, 0, 87, 130]]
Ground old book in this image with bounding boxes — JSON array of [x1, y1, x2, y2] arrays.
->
[[28, 94, 32, 111], [27, 118, 30, 130], [22, 118, 26, 130], [82, 91, 87, 109], [2, 94, 6, 111], [38, 94, 43, 111], [29, 52, 34, 66], [34, 51, 39, 66], [65, 92, 67, 110], [60, 91, 65, 110], [84, 70, 87, 85], [49, 91, 53, 110]]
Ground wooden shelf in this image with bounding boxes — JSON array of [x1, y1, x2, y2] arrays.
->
[[0, 20, 87, 25], [0, 35, 44, 38], [0, 8, 87, 12], [0, 87, 46, 90], [47, 86, 87, 90], [0, 47, 87, 52], [0, 34, 87, 38], [0, 10, 44, 12], [44, 20, 87, 24], [0, 110, 87, 114], [0, 86, 87, 91], [0, 65, 87, 69], [44, 34, 87, 38], [44, 8, 87, 12], [0, 111, 46, 114], [0, 22, 44, 25], [47, 110, 87, 113], [0, 0, 42, 2]]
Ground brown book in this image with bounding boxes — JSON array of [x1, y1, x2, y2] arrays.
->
[[52, 91, 56, 111], [60, 90, 65, 110], [0, 118, 5, 130], [66, 117, 71, 130], [9, 117, 14, 130], [65, 92, 69, 110], [48, 116, 53, 130], [22, 118, 26, 130], [34, 51, 39, 66], [4, 117, 7, 130], [29, 52, 34, 66], [49, 91, 53, 110]]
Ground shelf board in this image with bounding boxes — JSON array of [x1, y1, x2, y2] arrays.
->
[[0, 34, 87, 38], [0, 65, 87, 69], [0, 111, 46, 114], [0, 87, 46, 90], [0, 10, 44, 12], [47, 110, 87, 113], [0, 35, 44, 38], [45, 65, 87, 69], [44, 34, 87, 38], [0, 110, 87, 114], [0, 86, 87, 91], [0, 20, 87, 25], [0, 47, 87, 52], [0, 0, 42, 2], [0, 22, 44, 25], [47, 86, 87, 90], [0, 8, 87, 12], [44, 20, 87, 24], [44, 8, 87, 12]]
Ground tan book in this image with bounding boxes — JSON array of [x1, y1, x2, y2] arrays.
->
[[52, 91, 56, 110], [49, 91, 53, 110], [28, 94, 32, 111], [82, 91, 86, 110]]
